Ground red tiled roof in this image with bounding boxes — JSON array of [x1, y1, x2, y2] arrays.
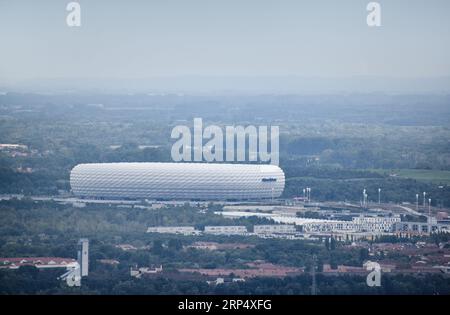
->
[[0, 257, 76, 265]]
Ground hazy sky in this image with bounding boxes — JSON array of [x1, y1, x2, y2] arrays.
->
[[1, 0, 450, 88]]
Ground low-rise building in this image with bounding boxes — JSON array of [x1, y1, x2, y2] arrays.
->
[[393, 221, 449, 235], [186, 241, 255, 251], [207, 277, 246, 285], [186, 242, 219, 250], [0, 257, 77, 269], [130, 265, 163, 278], [301, 215, 401, 234], [254, 224, 297, 234], [181, 262, 303, 278], [436, 212, 448, 221], [204, 226, 248, 235], [302, 220, 359, 233], [115, 244, 138, 251], [147, 226, 200, 235], [322, 263, 395, 274], [98, 259, 120, 265], [352, 215, 401, 233]]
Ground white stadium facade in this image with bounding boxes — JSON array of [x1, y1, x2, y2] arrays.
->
[[70, 162, 285, 200]]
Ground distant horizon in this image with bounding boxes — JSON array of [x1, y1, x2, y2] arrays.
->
[[2, 1, 450, 90], [2, 75, 450, 95]]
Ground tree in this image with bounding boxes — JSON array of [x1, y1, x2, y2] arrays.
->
[[168, 239, 183, 251], [152, 240, 163, 255], [324, 237, 330, 251], [330, 237, 336, 251], [359, 248, 369, 263], [17, 265, 39, 279], [317, 258, 324, 272]]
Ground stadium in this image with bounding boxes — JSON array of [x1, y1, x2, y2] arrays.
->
[[70, 162, 285, 200]]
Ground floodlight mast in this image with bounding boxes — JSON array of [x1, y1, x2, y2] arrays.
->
[[363, 189, 367, 208], [428, 198, 432, 217], [306, 187, 311, 203]]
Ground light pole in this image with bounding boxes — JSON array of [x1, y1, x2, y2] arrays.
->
[[311, 254, 317, 296], [416, 194, 419, 211], [378, 188, 381, 205], [363, 189, 367, 207], [423, 192, 426, 207], [428, 198, 431, 217]]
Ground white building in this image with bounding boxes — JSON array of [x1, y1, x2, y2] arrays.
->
[[301, 216, 401, 234], [0, 257, 77, 269], [204, 226, 248, 235], [77, 238, 89, 277], [352, 215, 401, 233], [302, 220, 359, 233], [254, 224, 297, 234], [147, 226, 199, 235], [70, 162, 285, 200], [393, 221, 449, 235], [59, 238, 89, 287], [130, 265, 163, 278]]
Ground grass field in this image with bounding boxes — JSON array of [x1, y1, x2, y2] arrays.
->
[[371, 169, 450, 185]]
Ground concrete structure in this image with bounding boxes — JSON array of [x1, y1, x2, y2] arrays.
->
[[254, 224, 297, 234], [302, 216, 450, 236], [393, 221, 450, 235], [70, 162, 285, 200], [78, 238, 89, 277], [302, 220, 359, 233], [147, 226, 200, 235], [204, 225, 248, 235], [59, 238, 89, 287], [301, 215, 400, 234], [352, 215, 401, 233]]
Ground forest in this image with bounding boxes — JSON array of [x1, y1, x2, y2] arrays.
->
[[1, 93, 450, 294], [1, 93, 449, 205]]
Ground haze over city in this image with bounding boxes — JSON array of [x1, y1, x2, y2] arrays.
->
[[1, 0, 450, 300], [1, 0, 450, 93]]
